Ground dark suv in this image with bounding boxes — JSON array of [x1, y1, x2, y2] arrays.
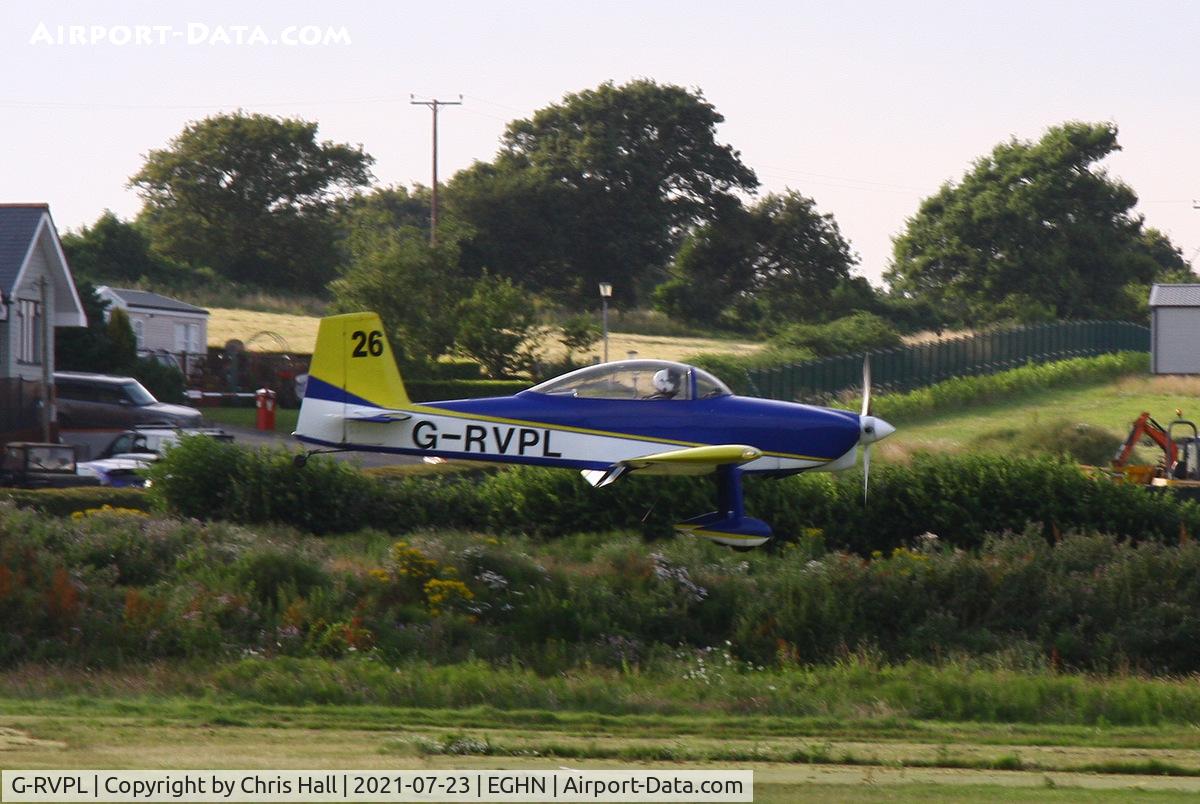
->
[[55, 372, 203, 429]]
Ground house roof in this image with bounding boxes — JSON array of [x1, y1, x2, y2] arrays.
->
[[0, 203, 87, 327], [1150, 284, 1200, 308], [0, 204, 50, 294], [100, 287, 209, 316]]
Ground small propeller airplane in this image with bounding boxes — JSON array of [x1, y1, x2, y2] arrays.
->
[[294, 312, 895, 548]]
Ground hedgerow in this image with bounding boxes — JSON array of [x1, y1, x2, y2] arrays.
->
[[7, 505, 1200, 676], [0, 487, 151, 517], [144, 436, 382, 534], [144, 439, 1200, 554]]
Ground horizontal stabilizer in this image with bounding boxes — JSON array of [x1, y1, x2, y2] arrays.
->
[[342, 405, 412, 423], [582, 444, 762, 487]]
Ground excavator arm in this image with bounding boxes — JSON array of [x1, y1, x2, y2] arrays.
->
[[1113, 412, 1178, 469]]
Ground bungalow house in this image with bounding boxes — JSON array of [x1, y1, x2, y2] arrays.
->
[[95, 286, 208, 373], [0, 204, 88, 441]]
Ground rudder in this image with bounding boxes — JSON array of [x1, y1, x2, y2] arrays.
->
[[306, 312, 410, 408], [295, 313, 410, 444]]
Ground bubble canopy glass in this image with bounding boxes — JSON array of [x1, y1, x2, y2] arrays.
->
[[527, 360, 732, 401]]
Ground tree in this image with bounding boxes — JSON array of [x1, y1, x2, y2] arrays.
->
[[454, 273, 542, 378], [60, 211, 179, 284], [886, 122, 1182, 324], [770, 312, 902, 357], [55, 281, 121, 373], [131, 112, 374, 292], [328, 226, 464, 371], [447, 80, 758, 305], [106, 307, 138, 368], [655, 191, 861, 331], [558, 315, 601, 362], [333, 185, 431, 255]]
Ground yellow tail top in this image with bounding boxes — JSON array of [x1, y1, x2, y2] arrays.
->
[[308, 312, 410, 408]]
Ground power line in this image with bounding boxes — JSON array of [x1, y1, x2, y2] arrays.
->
[[411, 95, 462, 246]]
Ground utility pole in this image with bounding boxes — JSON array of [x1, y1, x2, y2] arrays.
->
[[411, 95, 462, 246]]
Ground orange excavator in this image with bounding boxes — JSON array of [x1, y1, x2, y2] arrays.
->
[[1111, 411, 1200, 485]]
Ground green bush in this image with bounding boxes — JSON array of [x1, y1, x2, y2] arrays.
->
[[145, 436, 385, 534], [147, 437, 1200, 555], [11, 492, 1200, 674], [770, 312, 902, 356], [773, 453, 1200, 555], [421, 360, 483, 381], [235, 548, 330, 608], [0, 487, 152, 516], [398, 455, 1200, 554], [133, 357, 187, 403], [971, 417, 1122, 465]]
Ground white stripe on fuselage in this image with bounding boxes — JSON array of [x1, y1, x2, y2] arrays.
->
[[295, 398, 826, 473]]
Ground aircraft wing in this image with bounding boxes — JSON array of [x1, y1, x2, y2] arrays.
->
[[342, 405, 412, 423], [581, 444, 762, 488]]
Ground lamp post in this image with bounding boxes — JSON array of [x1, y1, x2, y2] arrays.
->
[[598, 282, 612, 363]]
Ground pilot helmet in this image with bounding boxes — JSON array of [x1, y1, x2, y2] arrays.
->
[[652, 368, 679, 395]]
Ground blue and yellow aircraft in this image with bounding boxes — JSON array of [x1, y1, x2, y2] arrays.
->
[[294, 312, 895, 548]]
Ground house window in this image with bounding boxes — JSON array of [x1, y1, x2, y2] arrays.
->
[[175, 322, 202, 354], [16, 299, 41, 365], [132, 318, 145, 349]]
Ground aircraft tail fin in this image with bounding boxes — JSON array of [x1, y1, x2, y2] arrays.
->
[[296, 312, 410, 444]]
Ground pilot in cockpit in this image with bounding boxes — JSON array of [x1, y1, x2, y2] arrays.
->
[[649, 368, 682, 399]]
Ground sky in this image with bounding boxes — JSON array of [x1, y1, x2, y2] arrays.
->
[[3, 0, 1199, 287]]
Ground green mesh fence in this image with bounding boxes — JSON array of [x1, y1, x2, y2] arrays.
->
[[746, 321, 1150, 401]]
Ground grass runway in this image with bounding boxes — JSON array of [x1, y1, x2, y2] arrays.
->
[[6, 697, 1200, 800]]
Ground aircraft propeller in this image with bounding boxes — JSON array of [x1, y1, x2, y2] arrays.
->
[[857, 355, 895, 504]]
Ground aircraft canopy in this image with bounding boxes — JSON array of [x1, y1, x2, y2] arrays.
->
[[527, 360, 731, 401]]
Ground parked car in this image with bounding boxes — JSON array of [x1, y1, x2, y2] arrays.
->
[[76, 425, 233, 487], [2, 442, 99, 488], [55, 372, 203, 429]]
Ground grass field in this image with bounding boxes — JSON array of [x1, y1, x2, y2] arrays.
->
[[880, 374, 1200, 462], [206, 307, 764, 362], [6, 694, 1200, 799]]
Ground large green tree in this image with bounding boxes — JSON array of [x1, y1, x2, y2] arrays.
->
[[131, 112, 374, 292], [328, 225, 464, 371], [447, 80, 758, 305], [60, 211, 178, 284], [886, 122, 1184, 324], [655, 191, 862, 330], [334, 186, 431, 247]]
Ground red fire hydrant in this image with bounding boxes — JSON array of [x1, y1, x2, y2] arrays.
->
[[255, 388, 277, 431]]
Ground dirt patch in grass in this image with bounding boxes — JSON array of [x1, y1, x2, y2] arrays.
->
[[0, 726, 66, 751]]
